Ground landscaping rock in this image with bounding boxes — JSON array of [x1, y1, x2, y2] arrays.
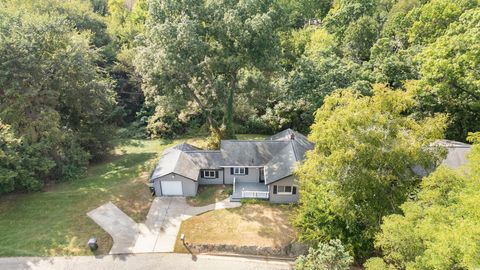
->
[[187, 242, 307, 257]]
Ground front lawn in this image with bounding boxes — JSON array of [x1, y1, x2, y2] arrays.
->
[[174, 203, 297, 252], [186, 185, 232, 207], [0, 134, 266, 257]]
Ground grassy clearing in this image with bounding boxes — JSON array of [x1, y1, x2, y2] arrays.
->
[[174, 203, 297, 253], [186, 185, 232, 207], [0, 134, 266, 257]]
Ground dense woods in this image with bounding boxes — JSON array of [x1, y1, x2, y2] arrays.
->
[[0, 0, 479, 268]]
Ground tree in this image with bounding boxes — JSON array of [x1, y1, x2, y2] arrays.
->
[[369, 132, 480, 270], [414, 8, 480, 141], [407, 0, 477, 45], [295, 240, 353, 270], [323, 0, 379, 39], [135, 0, 280, 140], [276, 0, 333, 28], [294, 85, 447, 261], [0, 4, 116, 190], [342, 16, 379, 62], [370, 38, 418, 88]]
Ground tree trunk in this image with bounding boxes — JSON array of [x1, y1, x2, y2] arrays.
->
[[187, 87, 222, 136], [225, 73, 236, 139]]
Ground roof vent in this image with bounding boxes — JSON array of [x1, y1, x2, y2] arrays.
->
[[290, 133, 295, 140]]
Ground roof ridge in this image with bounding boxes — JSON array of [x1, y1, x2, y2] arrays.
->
[[290, 140, 300, 161]]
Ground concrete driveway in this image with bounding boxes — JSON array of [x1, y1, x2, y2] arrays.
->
[[88, 197, 240, 254], [86, 202, 138, 254]]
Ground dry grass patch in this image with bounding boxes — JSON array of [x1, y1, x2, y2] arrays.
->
[[174, 203, 296, 252]]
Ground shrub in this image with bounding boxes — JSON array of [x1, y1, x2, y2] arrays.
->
[[294, 240, 353, 270]]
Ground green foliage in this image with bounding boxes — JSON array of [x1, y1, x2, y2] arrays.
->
[[414, 7, 480, 141], [276, 0, 333, 28], [342, 15, 379, 62], [323, 0, 378, 38], [407, 0, 477, 45], [135, 0, 281, 139], [260, 99, 315, 134], [294, 240, 353, 270], [373, 133, 480, 270], [0, 3, 117, 192], [294, 85, 447, 261], [364, 257, 396, 270]]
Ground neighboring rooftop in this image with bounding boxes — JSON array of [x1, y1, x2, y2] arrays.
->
[[435, 140, 472, 169]]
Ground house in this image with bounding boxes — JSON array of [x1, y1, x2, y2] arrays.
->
[[435, 139, 472, 169], [149, 129, 314, 203]]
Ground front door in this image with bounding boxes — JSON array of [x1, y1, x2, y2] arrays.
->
[[259, 167, 265, 183]]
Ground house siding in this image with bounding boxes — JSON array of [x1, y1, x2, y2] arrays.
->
[[198, 169, 224, 185], [224, 167, 261, 184], [268, 176, 299, 203], [153, 173, 198, 197]]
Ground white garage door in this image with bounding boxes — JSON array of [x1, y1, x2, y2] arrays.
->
[[161, 181, 183, 196]]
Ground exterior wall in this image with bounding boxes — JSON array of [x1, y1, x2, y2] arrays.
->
[[224, 167, 261, 184], [268, 175, 299, 203], [153, 173, 198, 197], [198, 169, 224, 185]]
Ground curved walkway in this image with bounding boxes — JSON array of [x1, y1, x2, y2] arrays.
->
[[87, 197, 241, 254]]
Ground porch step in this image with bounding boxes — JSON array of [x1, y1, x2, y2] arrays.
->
[[229, 196, 242, 202]]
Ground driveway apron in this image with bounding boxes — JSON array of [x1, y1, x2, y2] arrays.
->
[[88, 197, 240, 254], [86, 202, 139, 254]]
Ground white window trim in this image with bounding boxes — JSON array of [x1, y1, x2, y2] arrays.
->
[[233, 167, 246, 175], [203, 170, 216, 179], [277, 185, 293, 195]]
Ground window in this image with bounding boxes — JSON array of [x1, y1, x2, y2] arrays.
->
[[233, 167, 246, 175], [203, 170, 216, 178], [273, 185, 296, 195]]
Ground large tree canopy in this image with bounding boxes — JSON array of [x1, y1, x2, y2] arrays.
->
[[367, 133, 480, 270], [414, 8, 480, 141], [0, 4, 117, 192], [294, 84, 447, 261], [135, 0, 281, 140]]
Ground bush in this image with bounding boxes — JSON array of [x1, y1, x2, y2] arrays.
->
[[294, 240, 353, 270], [364, 257, 396, 270], [240, 198, 267, 204]]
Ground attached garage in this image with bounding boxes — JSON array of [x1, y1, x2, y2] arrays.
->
[[152, 173, 198, 197], [150, 146, 200, 197], [161, 181, 182, 196]]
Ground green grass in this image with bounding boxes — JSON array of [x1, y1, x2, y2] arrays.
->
[[186, 185, 232, 207], [0, 134, 267, 257]]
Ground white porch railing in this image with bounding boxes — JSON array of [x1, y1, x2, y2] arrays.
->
[[233, 177, 236, 193], [241, 190, 269, 199]]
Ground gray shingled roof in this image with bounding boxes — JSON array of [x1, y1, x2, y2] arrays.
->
[[436, 140, 472, 169], [150, 129, 314, 184], [150, 149, 200, 181], [264, 142, 298, 184], [185, 151, 223, 169], [220, 140, 291, 166]]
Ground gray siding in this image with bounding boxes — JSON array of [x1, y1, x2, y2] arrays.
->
[[268, 176, 299, 203], [153, 173, 198, 197], [224, 167, 261, 184], [199, 170, 224, 185]]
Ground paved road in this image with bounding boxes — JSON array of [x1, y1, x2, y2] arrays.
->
[[88, 197, 241, 254], [0, 253, 293, 270]]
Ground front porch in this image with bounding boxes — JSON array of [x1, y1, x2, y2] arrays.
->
[[231, 181, 269, 201]]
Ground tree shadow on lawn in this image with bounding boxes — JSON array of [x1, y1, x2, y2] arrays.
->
[[0, 152, 158, 257]]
